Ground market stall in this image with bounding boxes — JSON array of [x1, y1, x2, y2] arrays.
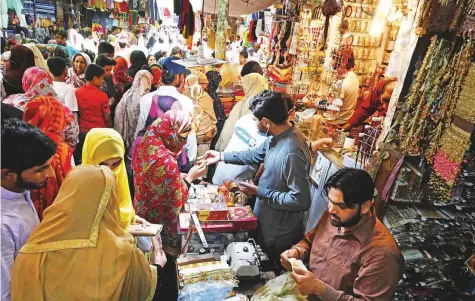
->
[[175, 182, 270, 300]]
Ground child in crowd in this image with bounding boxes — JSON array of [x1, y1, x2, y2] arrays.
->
[[47, 57, 78, 117], [74, 64, 111, 164]]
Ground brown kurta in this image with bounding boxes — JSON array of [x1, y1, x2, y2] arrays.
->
[[293, 208, 403, 301]]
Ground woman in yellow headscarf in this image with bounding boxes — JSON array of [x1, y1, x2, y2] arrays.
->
[[11, 165, 166, 301], [215, 73, 269, 151], [218, 63, 240, 93], [82, 128, 137, 230]]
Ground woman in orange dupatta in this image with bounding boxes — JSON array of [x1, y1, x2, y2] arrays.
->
[[23, 96, 73, 219]]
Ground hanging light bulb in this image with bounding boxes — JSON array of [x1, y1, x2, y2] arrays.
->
[[370, 0, 393, 37]]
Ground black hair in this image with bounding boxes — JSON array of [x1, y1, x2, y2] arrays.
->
[[154, 51, 165, 61], [111, 26, 119, 32], [85, 64, 105, 81], [241, 61, 263, 77], [43, 36, 53, 44], [171, 46, 183, 56], [147, 54, 155, 62], [249, 90, 289, 125], [96, 54, 117, 67], [346, 58, 355, 70], [323, 168, 374, 207], [55, 28, 68, 39], [98, 42, 115, 55], [82, 27, 92, 38], [73, 24, 81, 30], [161, 70, 177, 85], [239, 50, 249, 59], [83, 49, 96, 63], [1, 119, 57, 173], [141, 64, 152, 72], [282, 92, 295, 114], [47, 57, 67, 77], [1, 103, 23, 125]]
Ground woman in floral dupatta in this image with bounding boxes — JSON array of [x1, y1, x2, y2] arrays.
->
[[3, 67, 79, 150], [23, 96, 73, 220], [133, 110, 205, 300], [114, 70, 152, 159]]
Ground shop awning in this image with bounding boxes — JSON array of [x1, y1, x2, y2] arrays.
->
[[190, 0, 277, 17]]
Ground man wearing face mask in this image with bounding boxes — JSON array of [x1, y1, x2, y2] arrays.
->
[[202, 90, 312, 265], [341, 78, 397, 131], [281, 168, 403, 301]]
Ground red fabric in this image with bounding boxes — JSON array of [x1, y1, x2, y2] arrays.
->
[[133, 110, 191, 249], [178, 0, 194, 38], [113, 56, 133, 101], [150, 65, 162, 86], [23, 97, 73, 220], [113, 56, 132, 85], [249, 21, 255, 42], [119, 1, 128, 12], [347, 79, 390, 127], [75, 85, 110, 133]]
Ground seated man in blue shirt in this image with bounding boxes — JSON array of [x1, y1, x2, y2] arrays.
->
[[1, 119, 57, 301], [202, 90, 312, 265]]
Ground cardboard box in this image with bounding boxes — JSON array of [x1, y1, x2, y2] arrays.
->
[[228, 206, 257, 231]]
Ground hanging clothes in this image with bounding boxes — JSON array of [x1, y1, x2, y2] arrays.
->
[[0, 0, 7, 29], [242, 29, 250, 47], [208, 26, 216, 50], [177, 0, 194, 38]]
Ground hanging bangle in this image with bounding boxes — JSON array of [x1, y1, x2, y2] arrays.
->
[[345, 6, 353, 18], [220, 152, 224, 162]]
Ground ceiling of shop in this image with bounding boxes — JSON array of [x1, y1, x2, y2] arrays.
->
[[190, 0, 277, 17]]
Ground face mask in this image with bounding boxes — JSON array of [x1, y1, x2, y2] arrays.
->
[[257, 119, 270, 137]]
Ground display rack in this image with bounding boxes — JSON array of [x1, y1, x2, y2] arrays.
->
[[385, 203, 475, 300]]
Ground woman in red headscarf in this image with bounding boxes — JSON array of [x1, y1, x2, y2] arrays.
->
[[133, 110, 206, 300], [3, 45, 35, 96], [113, 56, 133, 102], [23, 96, 73, 219], [149, 63, 162, 92]]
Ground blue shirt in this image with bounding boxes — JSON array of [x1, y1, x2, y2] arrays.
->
[[224, 124, 312, 257], [1, 187, 39, 301]]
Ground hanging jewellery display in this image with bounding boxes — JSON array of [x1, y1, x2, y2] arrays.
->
[[455, 62, 475, 124], [428, 124, 471, 203], [399, 37, 452, 155], [416, 0, 458, 36], [425, 39, 474, 162]]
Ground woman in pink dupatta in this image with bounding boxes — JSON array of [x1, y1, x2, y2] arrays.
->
[[3, 67, 79, 150]]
